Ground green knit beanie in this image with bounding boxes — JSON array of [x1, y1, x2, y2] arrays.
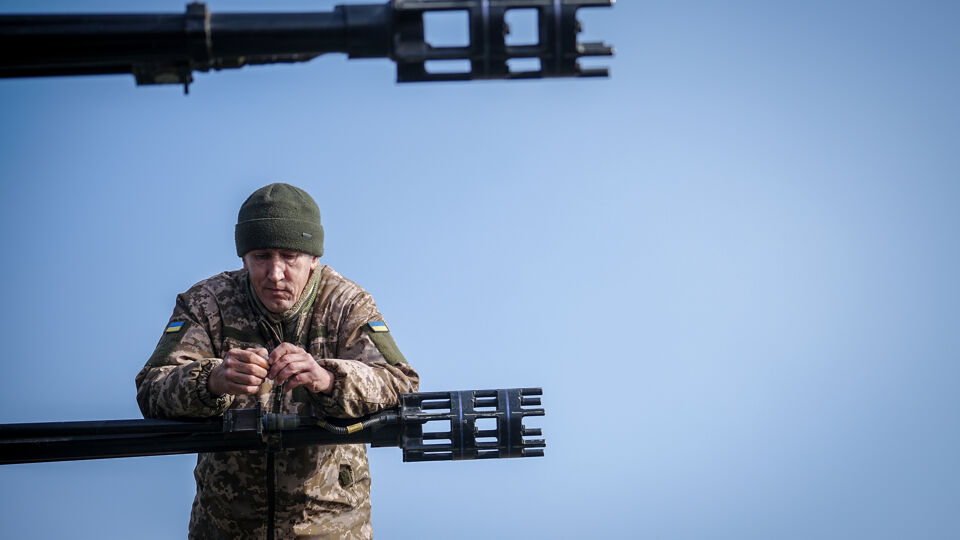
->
[[235, 183, 324, 257]]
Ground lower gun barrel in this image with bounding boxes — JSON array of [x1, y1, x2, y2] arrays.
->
[[0, 388, 545, 465]]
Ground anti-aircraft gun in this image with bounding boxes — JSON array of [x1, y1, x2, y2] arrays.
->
[[0, 3, 595, 536], [0, 0, 614, 91]]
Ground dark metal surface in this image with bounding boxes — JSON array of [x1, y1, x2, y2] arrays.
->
[[0, 388, 545, 465], [0, 0, 613, 89], [400, 387, 546, 461], [392, 0, 614, 82]]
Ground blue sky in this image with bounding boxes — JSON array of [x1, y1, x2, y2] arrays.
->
[[1, 1, 959, 538]]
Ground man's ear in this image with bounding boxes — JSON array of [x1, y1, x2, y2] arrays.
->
[[241, 255, 249, 271], [310, 256, 319, 271]]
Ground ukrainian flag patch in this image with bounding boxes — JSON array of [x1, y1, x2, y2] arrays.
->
[[165, 321, 185, 333], [368, 321, 389, 333]]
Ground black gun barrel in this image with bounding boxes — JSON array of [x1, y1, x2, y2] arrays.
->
[[0, 388, 545, 465], [0, 3, 390, 88], [0, 11, 382, 65], [0, 0, 613, 89]]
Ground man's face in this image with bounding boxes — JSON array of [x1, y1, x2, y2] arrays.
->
[[243, 249, 319, 313]]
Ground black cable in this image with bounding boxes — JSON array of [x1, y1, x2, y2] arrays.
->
[[311, 410, 399, 435]]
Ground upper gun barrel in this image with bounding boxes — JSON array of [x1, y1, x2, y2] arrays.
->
[[0, 3, 390, 88], [0, 0, 613, 89]]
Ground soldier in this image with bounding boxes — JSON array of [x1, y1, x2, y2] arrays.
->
[[135, 183, 419, 539]]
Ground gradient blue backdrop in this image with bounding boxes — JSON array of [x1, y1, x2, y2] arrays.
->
[[1, 1, 958, 538]]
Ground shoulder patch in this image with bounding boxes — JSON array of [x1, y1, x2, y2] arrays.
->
[[363, 321, 406, 365], [367, 321, 389, 333], [148, 320, 194, 367], [165, 321, 185, 333]]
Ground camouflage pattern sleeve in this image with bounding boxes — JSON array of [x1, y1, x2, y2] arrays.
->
[[135, 290, 235, 419], [311, 291, 419, 418]]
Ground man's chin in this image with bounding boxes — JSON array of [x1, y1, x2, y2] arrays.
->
[[264, 300, 293, 313], [260, 293, 294, 313]]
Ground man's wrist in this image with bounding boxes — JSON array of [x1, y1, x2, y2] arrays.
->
[[205, 361, 221, 396], [196, 359, 230, 409], [320, 369, 335, 394]]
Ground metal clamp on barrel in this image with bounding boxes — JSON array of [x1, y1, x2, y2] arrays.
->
[[391, 0, 614, 82], [399, 387, 545, 461], [130, 2, 211, 90], [222, 405, 304, 450], [222, 405, 264, 435]]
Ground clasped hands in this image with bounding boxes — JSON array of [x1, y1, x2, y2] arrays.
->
[[208, 343, 334, 397]]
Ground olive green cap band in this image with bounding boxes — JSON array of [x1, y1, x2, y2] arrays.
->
[[235, 218, 324, 257]]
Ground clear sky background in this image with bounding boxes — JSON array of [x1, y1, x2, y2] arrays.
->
[[1, 0, 958, 538]]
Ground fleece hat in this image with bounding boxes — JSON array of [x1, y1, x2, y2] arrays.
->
[[235, 183, 324, 257]]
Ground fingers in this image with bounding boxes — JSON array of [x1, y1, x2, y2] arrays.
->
[[267, 342, 305, 366], [208, 360, 260, 396], [224, 369, 264, 388], [272, 357, 316, 385], [268, 350, 333, 394], [218, 345, 331, 395], [216, 348, 271, 396], [283, 367, 334, 394], [267, 345, 310, 380], [224, 357, 268, 379], [283, 372, 315, 392], [221, 381, 261, 395], [227, 348, 270, 371]]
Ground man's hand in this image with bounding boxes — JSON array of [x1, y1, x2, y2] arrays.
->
[[208, 347, 270, 396], [267, 342, 334, 394]]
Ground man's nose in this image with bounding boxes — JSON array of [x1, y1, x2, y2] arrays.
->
[[268, 260, 284, 282]]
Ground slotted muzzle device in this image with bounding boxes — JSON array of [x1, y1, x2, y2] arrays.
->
[[400, 387, 545, 461], [392, 0, 615, 81]]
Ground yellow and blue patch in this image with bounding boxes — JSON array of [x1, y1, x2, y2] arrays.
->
[[165, 321, 185, 333], [368, 321, 389, 333]]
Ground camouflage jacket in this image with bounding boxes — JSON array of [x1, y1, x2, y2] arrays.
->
[[135, 266, 419, 540]]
